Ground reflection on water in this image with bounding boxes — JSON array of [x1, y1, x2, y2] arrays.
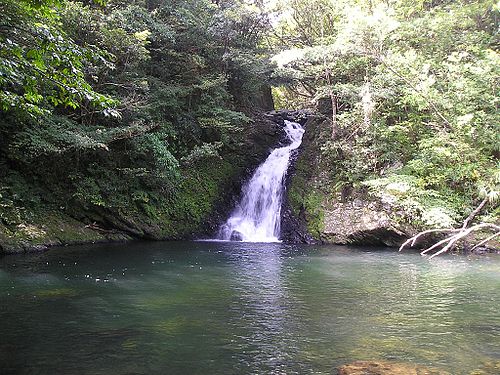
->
[[226, 244, 295, 373], [0, 241, 499, 375]]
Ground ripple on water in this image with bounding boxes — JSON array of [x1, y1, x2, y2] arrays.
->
[[0, 242, 499, 375]]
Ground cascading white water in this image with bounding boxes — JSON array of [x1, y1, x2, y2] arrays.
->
[[218, 120, 305, 242]]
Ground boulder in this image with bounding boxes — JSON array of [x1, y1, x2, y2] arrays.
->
[[229, 230, 243, 241], [322, 201, 407, 247], [338, 360, 450, 375]]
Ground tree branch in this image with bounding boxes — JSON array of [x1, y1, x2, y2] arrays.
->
[[469, 232, 500, 252], [462, 197, 488, 229], [399, 228, 459, 251], [399, 197, 499, 257]]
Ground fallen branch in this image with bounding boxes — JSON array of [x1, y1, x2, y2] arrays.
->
[[398, 228, 459, 251], [399, 198, 499, 258], [401, 223, 499, 258], [427, 223, 498, 259], [469, 232, 500, 252], [420, 232, 462, 255], [461, 197, 488, 229]]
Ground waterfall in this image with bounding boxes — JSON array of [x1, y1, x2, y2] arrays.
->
[[218, 120, 305, 242]]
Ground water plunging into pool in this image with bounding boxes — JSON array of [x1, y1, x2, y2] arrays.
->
[[218, 120, 304, 242]]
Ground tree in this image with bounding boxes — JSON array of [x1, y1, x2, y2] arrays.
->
[[271, 0, 499, 240], [0, 0, 116, 117], [0, 0, 275, 226]]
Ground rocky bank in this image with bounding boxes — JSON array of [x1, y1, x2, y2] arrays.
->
[[282, 112, 415, 246], [0, 113, 282, 254]]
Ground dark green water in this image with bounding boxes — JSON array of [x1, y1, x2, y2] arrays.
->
[[0, 241, 499, 374]]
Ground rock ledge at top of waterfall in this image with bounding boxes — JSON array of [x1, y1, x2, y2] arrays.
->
[[218, 120, 305, 243]]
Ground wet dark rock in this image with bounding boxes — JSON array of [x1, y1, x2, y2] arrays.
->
[[467, 246, 500, 255], [277, 110, 317, 244], [255, 85, 275, 111], [30, 244, 49, 252], [229, 230, 243, 241], [316, 97, 333, 117], [280, 205, 317, 244], [337, 360, 450, 375], [264, 109, 313, 126]]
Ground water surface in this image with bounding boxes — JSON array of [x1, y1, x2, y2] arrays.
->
[[1, 241, 499, 374]]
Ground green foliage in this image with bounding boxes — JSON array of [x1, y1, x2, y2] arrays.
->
[[272, 0, 499, 227], [0, 0, 116, 117], [405, 136, 489, 193], [0, 188, 24, 225], [181, 142, 223, 166], [363, 175, 463, 228], [0, 0, 275, 242]]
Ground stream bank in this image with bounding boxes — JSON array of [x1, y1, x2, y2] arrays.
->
[[282, 113, 414, 246], [2, 108, 495, 254], [282, 112, 499, 253], [0, 112, 283, 254]]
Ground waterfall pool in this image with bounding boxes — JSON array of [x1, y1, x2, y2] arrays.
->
[[1, 241, 499, 374]]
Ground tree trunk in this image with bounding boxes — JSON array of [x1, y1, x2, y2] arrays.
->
[[330, 91, 337, 139]]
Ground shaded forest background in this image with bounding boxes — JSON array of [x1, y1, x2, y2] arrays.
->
[[0, 0, 498, 249]]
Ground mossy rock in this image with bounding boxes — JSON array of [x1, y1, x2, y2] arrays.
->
[[0, 113, 281, 252]]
